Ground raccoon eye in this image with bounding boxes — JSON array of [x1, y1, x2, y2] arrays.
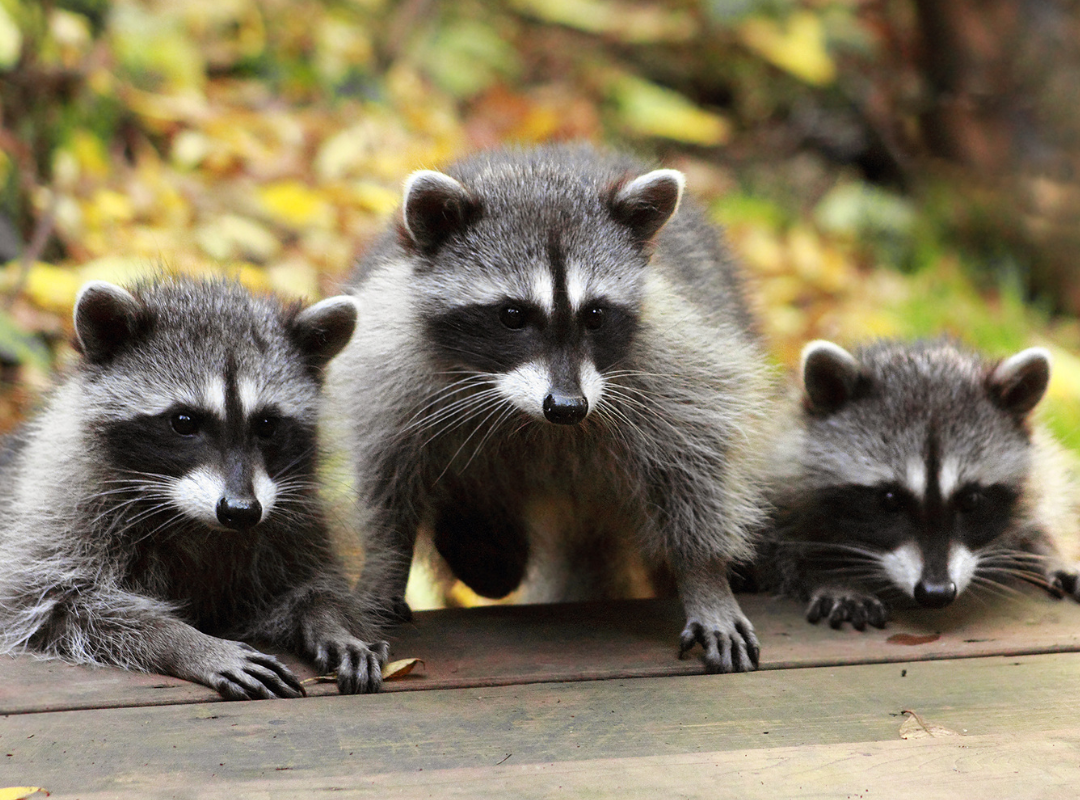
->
[[956, 487, 983, 513], [170, 413, 199, 437], [499, 305, 526, 330], [879, 488, 903, 513], [253, 416, 278, 440], [583, 305, 605, 331]]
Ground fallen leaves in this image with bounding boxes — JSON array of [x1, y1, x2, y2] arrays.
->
[[382, 658, 424, 680], [610, 75, 732, 147], [0, 789, 49, 800], [300, 658, 424, 687], [886, 633, 942, 646], [738, 11, 836, 87]]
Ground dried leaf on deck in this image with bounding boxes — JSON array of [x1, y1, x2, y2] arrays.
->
[[899, 710, 962, 740], [0, 788, 50, 800], [383, 658, 424, 680], [886, 633, 940, 646], [299, 658, 423, 686], [300, 673, 338, 686]]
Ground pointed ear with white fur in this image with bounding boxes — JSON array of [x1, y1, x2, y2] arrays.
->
[[290, 295, 358, 374], [74, 281, 144, 364], [801, 340, 862, 415], [608, 168, 685, 243], [988, 347, 1051, 417], [400, 170, 479, 254]]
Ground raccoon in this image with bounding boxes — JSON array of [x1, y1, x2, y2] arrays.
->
[[0, 277, 389, 697], [327, 145, 774, 673], [761, 338, 1080, 629]]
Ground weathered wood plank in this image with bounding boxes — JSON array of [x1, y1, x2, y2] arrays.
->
[[43, 732, 1080, 800], [3, 653, 1080, 796], [3, 590, 1080, 714]]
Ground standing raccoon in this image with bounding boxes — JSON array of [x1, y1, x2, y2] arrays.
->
[[329, 145, 774, 673], [0, 277, 389, 697], [762, 338, 1080, 629]]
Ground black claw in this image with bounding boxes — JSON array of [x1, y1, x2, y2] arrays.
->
[[828, 603, 846, 629], [868, 602, 889, 628], [806, 596, 828, 624], [850, 603, 867, 631]]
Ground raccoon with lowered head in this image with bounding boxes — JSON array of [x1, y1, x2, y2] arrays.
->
[[0, 277, 389, 697], [762, 338, 1080, 629], [328, 145, 774, 673]]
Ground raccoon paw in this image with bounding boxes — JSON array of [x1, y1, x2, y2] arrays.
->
[[206, 642, 307, 701], [806, 590, 889, 631], [678, 614, 760, 674], [315, 637, 390, 694], [1048, 569, 1080, 600]]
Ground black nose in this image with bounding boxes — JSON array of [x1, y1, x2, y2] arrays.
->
[[543, 393, 588, 425], [216, 497, 262, 530], [913, 579, 957, 609]]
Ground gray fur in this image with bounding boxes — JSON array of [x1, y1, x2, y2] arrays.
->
[[761, 338, 1080, 630], [328, 144, 775, 673], [0, 277, 388, 697]]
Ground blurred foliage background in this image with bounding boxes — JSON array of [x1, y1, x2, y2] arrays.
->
[[2, 0, 1080, 451]]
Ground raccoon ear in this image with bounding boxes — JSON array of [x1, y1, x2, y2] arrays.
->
[[609, 169, 685, 243], [74, 281, 144, 363], [401, 170, 479, 254], [801, 340, 862, 414], [988, 347, 1051, 417], [291, 295, 358, 372]]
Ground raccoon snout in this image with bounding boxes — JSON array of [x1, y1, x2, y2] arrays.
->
[[543, 392, 588, 425], [913, 578, 957, 609], [216, 496, 263, 531]]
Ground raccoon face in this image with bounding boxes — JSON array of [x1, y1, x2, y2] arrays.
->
[[99, 385, 311, 531], [794, 339, 1051, 608], [401, 164, 684, 425], [73, 280, 357, 533]]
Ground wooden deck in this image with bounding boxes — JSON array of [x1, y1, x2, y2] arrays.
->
[[4, 589, 1080, 798]]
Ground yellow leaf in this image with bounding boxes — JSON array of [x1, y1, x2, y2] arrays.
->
[[1047, 345, 1080, 402], [611, 76, 731, 146], [258, 181, 334, 230], [739, 11, 836, 87], [23, 263, 82, 314], [70, 130, 110, 180], [195, 214, 280, 263], [0, 2, 23, 70], [382, 658, 424, 680], [509, 0, 694, 43], [83, 189, 135, 229], [0, 788, 49, 800], [349, 182, 400, 216], [297, 658, 423, 686]]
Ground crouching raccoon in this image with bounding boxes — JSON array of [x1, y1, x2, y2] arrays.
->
[[0, 277, 388, 697], [761, 338, 1080, 629], [328, 144, 775, 673]]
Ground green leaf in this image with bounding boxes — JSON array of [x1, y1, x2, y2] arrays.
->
[[815, 182, 916, 239], [419, 19, 520, 99], [610, 75, 731, 146], [739, 11, 836, 86]]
